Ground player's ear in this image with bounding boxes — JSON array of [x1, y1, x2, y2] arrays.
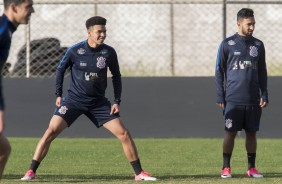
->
[[10, 3, 17, 13]]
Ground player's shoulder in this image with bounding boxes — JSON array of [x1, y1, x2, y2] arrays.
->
[[221, 34, 237, 47], [65, 40, 87, 55], [251, 36, 264, 47], [101, 43, 116, 52]]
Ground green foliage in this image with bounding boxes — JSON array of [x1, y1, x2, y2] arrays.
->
[[1, 138, 282, 183]]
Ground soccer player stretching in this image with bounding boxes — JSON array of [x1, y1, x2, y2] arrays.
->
[[215, 8, 268, 178], [0, 0, 34, 179], [21, 16, 156, 181]]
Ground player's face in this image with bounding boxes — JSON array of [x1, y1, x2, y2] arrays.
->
[[87, 25, 107, 48], [237, 17, 255, 37], [14, 0, 34, 25]]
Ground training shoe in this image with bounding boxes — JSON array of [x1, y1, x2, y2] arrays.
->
[[21, 169, 35, 181], [221, 167, 232, 178], [135, 170, 157, 181], [247, 168, 263, 178]]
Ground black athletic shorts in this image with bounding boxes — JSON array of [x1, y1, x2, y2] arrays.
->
[[224, 103, 262, 132], [53, 98, 120, 127]]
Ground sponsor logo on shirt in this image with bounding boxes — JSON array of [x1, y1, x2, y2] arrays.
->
[[85, 72, 98, 81], [254, 41, 261, 46], [234, 51, 241, 56], [249, 46, 258, 57], [77, 48, 86, 55], [227, 40, 236, 45], [97, 56, 106, 69], [225, 119, 233, 129], [100, 49, 108, 54], [80, 61, 87, 67], [232, 60, 257, 70]]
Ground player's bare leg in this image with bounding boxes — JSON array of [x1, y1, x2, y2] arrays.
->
[[21, 115, 68, 180], [103, 118, 157, 181], [103, 118, 138, 161], [0, 135, 11, 179], [0, 111, 11, 179], [223, 131, 237, 154]]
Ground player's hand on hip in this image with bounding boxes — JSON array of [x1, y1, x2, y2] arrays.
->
[[110, 104, 120, 115], [56, 97, 62, 107], [260, 98, 268, 108]]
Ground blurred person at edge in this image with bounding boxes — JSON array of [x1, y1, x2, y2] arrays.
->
[[0, 0, 34, 179]]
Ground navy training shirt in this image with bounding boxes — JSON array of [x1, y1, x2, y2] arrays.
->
[[0, 14, 16, 73], [215, 33, 268, 105], [56, 40, 122, 105]]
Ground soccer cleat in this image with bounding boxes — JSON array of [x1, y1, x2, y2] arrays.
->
[[135, 170, 157, 181], [221, 167, 232, 178], [21, 169, 35, 181], [247, 168, 263, 178]]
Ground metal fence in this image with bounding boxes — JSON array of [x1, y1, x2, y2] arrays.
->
[[1, 0, 282, 77]]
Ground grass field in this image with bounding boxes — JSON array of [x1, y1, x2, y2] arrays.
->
[[1, 138, 282, 183]]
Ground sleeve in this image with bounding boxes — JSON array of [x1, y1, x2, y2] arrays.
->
[[55, 48, 72, 97], [108, 49, 122, 105], [258, 43, 268, 103], [215, 42, 227, 104]]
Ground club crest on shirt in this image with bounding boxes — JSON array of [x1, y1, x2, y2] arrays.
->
[[97, 56, 106, 69], [77, 48, 86, 55], [250, 46, 258, 57], [58, 106, 68, 115], [228, 40, 236, 45], [225, 119, 233, 129]]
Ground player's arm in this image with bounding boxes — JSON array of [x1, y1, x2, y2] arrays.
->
[[55, 48, 72, 106], [108, 49, 122, 104], [258, 42, 268, 108], [215, 42, 227, 107]]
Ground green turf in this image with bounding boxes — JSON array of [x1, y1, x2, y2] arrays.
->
[[1, 138, 282, 183]]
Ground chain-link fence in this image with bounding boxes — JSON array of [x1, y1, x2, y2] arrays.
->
[[1, 0, 282, 77]]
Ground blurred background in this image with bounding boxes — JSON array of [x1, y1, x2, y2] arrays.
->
[[1, 0, 282, 78]]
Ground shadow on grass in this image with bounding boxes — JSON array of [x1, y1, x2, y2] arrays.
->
[[3, 172, 282, 182]]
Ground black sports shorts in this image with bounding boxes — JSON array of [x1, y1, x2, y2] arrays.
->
[[224, 103, 262, 132], [54, 98, 120, 127]]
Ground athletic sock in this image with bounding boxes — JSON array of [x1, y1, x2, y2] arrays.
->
[[247, 153, 256, 169], [130, 159, 143, 175], [30, 160, 40, 173], [223, 153, 232, 169]]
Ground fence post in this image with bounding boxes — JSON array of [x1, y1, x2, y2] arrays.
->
[[223, 0, 227, 39], [25, 22, 31, 78], [170, 3, 175, 76]]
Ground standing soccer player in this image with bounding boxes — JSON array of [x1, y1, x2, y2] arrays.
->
[[0, 0, 34, 179], [21, 16, 157, 181], [215, 8, 268, 178]]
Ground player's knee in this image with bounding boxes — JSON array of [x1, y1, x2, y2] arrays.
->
[[118, 129, 131, 142], [0, 142, 11, 158]]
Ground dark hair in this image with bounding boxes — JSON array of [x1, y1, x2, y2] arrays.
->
[[4, 0, 25, 10], [237, 8, 254, 21], [85, 16, 107, 30]]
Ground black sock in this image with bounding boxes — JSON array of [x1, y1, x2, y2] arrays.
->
[[247, 153, 256, 169], [130, 159, 142, 175], [223, 153, 232, 169], [30, 160, 40, 173]]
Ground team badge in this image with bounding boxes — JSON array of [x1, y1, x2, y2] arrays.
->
[[77, 48, 86, 55], [250, 46, 258, 57], [97, 56, 106, 69], [228, 40, 236, 45], [225, 119, 233, 129], [58, 106, 68, 115]]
